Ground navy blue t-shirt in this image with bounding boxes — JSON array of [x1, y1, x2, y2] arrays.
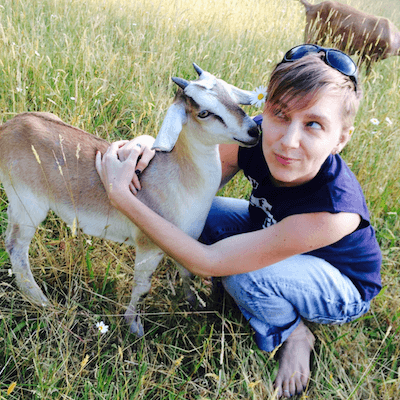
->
[[238, 115, 382, 301]]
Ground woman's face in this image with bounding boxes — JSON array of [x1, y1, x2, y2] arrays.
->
[[261, 91, 351, 187]]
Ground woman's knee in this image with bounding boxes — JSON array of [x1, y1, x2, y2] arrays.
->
[[221, 273, 258, 304], [222, 255, 369, 327], [200, 197, 254, 244]]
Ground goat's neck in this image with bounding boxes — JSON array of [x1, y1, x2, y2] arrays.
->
[[171, 132, 221, 192]]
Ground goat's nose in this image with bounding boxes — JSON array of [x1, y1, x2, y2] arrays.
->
[[248, 124, 261, 139]]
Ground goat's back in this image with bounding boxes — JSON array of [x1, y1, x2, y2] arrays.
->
[[303, 0, 399, 58], [0, 112, 110, 210]]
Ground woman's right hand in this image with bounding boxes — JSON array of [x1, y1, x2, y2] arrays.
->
[[117, 135, 156, 193]]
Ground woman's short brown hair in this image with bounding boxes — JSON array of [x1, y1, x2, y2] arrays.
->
[[265, 53, 363, 130]]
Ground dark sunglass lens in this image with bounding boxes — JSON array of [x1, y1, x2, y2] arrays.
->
[[285, 45, 318, 61], [326, 50, 357, 76]]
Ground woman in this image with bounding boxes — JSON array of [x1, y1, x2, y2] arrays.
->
[[96, 45, 382, 397]]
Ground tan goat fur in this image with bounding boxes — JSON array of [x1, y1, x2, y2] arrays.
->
[[0, 65, 259, 336]]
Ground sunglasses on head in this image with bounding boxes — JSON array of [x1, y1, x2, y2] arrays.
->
[[280, 44, 358, 92]]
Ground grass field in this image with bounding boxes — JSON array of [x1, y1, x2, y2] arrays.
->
[[0, 0, 399, 398]]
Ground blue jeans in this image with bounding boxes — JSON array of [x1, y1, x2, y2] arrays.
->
[[200, 197, 370, 352]]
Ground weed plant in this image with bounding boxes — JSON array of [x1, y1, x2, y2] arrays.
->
[[0, 0, 399, 398]]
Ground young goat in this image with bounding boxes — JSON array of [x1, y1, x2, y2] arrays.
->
[[0, 64, 259, 336], [299, 0, 400, 73]]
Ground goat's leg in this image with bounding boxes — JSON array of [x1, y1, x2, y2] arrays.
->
[[125, 247, 164, 336], [5, 200, 50, 306], [176, 263, 207, 309]]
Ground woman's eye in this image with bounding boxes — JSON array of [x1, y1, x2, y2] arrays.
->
[[198, 110, 211, 118], [307, 121, 322, 130]]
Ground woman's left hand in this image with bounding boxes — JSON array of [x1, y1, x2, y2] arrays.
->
[[117, 136, 156, 192], [96, 141, 139, 206]]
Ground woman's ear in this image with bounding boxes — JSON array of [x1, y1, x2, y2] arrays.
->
[[332, 126, 354, 154]]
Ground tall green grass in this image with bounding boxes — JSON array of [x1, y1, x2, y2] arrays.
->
[[0, 0, 399, 398]]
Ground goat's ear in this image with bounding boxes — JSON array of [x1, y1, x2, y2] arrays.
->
[[152, 102, 187, 152], [228, 84, 255, 105]]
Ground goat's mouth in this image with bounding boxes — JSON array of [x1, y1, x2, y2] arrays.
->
[[234, 137, 259, 147]]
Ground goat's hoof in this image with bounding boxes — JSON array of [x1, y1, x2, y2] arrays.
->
[[124, 309, 144, 337], [129, 318, 144, 337], [185, 289, 207, 310], [14, 272, 50, 307], [21, 285, 50, 307]]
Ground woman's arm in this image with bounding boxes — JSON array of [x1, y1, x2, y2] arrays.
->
[[96, 143, 361, 278], [219, 143, 241, 188]]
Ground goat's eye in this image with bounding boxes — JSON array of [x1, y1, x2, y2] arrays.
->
[[198, 110, 211, 118]]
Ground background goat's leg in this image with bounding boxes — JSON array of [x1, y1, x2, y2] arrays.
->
[[5, 193, 50, 306], [124, 247, 164, 336]]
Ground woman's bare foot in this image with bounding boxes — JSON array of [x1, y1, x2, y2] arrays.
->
[[273, 320, 315, 398]]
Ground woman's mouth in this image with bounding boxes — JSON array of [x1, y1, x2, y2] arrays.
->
[[274, 153, 297, 166]]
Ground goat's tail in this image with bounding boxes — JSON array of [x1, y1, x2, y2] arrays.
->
[[298, 0, 312, 12]]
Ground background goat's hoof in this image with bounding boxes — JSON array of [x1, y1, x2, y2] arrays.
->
[[124, 308, 144, 337]]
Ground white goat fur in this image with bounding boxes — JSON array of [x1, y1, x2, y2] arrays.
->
[[0, 64, 259, 336]]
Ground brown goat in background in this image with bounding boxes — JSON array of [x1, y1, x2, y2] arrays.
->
[[299, 0, 400, 73]]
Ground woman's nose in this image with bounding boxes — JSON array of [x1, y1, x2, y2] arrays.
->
[[280, 123, 301, 149]]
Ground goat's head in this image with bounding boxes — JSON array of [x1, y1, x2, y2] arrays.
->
[[152, 63, 260, 152]]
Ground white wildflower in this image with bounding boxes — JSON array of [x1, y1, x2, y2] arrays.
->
[[250, 85, 268, 108], [35, 51, 40, 57], [96, 321, 109, 334], [8, 269, 13, 277], [70, 97, 76, 101], [370, 118, 380, 125], [385, 117, 393, 125]]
